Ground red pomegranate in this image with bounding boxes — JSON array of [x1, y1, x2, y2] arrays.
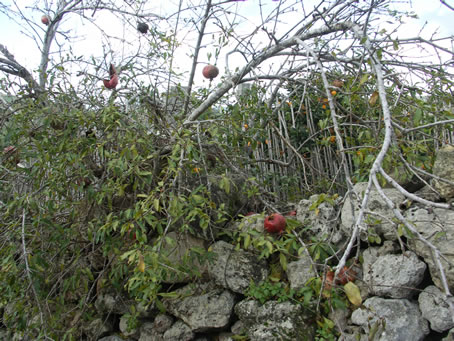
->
[[103, 64, 118, 89], [202, 64, 219, 80], [41, 15, 50, 26], [264, 213, 286, 234]]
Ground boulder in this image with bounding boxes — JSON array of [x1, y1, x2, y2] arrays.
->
[[234, 299, 314, 340], [363, 251, 426, 298], [82, 317, 114, 340], [163, 282, 236, 332], [432, 145, 454, 200], [404, 207, 454, 291], [94, 293, 132, 315], [286, 252, 318, 291], [162, 320, 194, 341], [153, 314, 174, 333], [296, 194, 343, 243], [159, 231, 208, 283], [138, 322, 160, 341], [351, 296, 429, 341], [236, 214, 265, 234], [99, 336, 133, 341], [119, 315, 139, 338], [418, 285, 454, 332], [443, 329, 454, 341], [207, 241, 268, 294], [341, 182, 405, 241]]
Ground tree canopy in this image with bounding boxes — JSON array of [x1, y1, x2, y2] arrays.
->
[[1, 0, 453, 339]]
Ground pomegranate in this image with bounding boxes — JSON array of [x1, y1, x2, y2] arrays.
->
[[41, 15, 50, 26], [103, 64, 118, 89], [137, 22, 148, 34], [264, 213, 286, 234], [202, 64, 219, 80]]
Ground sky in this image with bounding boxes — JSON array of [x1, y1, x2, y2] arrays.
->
[[0, 0, 453, 90]]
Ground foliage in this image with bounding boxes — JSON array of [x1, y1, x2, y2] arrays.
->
[[1, 0, 454, 338]]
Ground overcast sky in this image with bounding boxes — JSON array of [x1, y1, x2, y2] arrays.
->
[[0, 0, 453, 87]]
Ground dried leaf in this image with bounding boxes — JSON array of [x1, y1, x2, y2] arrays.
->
[[344, 281, 362, 306], [369, 91, 379, 106], [137, 254, 145, 273]]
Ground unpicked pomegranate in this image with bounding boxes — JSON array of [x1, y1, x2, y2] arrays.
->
[[264, 213, 286, 234], [202, 64, 219, 80]]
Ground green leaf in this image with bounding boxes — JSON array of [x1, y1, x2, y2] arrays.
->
[[279, 253, 288, 271], [393, 40, 399, 50]]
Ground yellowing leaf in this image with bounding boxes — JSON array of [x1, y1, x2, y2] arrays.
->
[[137, 254, 145, 273], [369, 91, 379, 106], [244, 234, 251, 249], [154, 198, 160, 212], [344, 281, 362, 306]]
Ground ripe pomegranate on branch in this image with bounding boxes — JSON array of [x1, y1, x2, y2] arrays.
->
[[103, 64, 118, 89], [264, 213, 286, 234], [41, 15, 50, 26], [202, 64, 219, 80]]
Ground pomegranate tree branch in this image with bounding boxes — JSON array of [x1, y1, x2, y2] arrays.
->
[[184, 21, 354, 124]]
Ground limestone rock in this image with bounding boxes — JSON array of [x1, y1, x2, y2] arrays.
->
[[351, 296, 429, 341], [94, 293, 132, 315], [159, 231, 208, 283], [119, 315, 139, 338], [162, 320, 194, 341], [230, 320, 245, 334], [405, 207, 454, 291], [207, 241, 268, 294], [286, 252, 318, 291], [363, 251, 426, 298], [418, 285, 454, 332], [153, 314, 174, 333], [234, 299, 314, 340], [139, 322, 162, 341], [296, 194, 343, 243], [82, 317, 114, 340], [432, 145, 454, 200], [236, 214, 265, 234], [443, 329, 454, 341], [98, 336, 132, 341], [341, 182, 405, 241], [163, 282, 235, 332]]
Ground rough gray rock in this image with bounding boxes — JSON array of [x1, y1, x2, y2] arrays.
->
[[351, 296, 429, 341], [217, 333, 235, 341], [162, 320, 194, 341], [297, 194, 343, 243], [286, 252, 318, 291], [362, 242, 399, 273], [159, 231, 208, 283], [443, 328, 454, 341], [82, 317, 114, 340], [94, 293, 132, 315], [119, 315, 139, 338], [153, 314, 174, 333], [432, 145, 454, 200], [404, 207, 454, 292], [230, 320, 245, 334], [418, 285, 454, 332], [163, 282, 235, 332], [341, 182, 405, 241], [207, 241, 269, 294], [234, 299, 314, 341], [99, 336, 132, 341], [236, 214, 265, 233], [139, 322, 162, 341], [363, 251, 426, 298]]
